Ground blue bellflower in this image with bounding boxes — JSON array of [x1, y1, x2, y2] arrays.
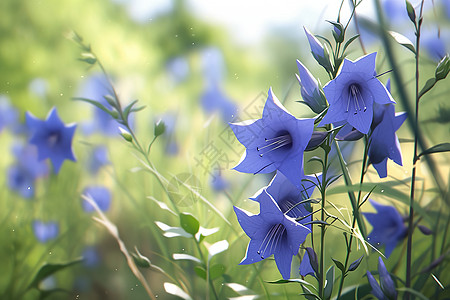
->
[[369, 103, 407, 178], [364, 199, 407, 257], [87, 145, 110, 175], [262, 171, 320, 227], [319, 53, 395, 134], [7, 143, 48, 198], [230, 88, 314, 187], [26, 107, 76, 174], [200, 83, 237, 122], [82, 186, 111, 212], [234, 190, 311, 279], [296, 60, 327, 114], [33, 220, 59, 243], [367, 257, 398, 300]]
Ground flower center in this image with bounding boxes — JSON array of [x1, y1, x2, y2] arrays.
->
[[257, 223, 286, 259], [257, 131, 293, 157], [279, 198, 303, 218], [347, 84, 367, 114], [47, 132, 60, 148]]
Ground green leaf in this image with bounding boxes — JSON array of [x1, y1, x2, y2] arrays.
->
[[418, 78, 436, 99], [388, 31, 416, 54], [209, 264, 226, 280], [435, 55, 450, 81], [78, 52, 97, 65], [324, 266, 335, 300], [405, 1, 416, 24], [194, 266, 206, 280], [131, 247, 151, 268], [348, 256, 364, 272], [418, 143, 450, 158], [163, 282, 192, 300], [72, 97, 116, 117], [179, 213, 200, 236], [172, 253, 201, 263], [342, 34, 360, 53], [28, 258, 83, 289], [155, 221, 191, 238], [122, 99, 139, 122], [332, 258, 345, 273], [268, 279, 317, 290], [208, 240, 228, 260]]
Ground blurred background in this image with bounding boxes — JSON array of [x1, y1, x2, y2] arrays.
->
[[1, 0, 449, 299]]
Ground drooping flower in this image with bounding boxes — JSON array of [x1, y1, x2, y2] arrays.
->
[[26, 107, 77, 174], [319, 52, 395, 134], [230, 88, 314, 187], [296, 60, 327, 114], [82, 186, 111, 212], [369, 103, 407, 178], [33, 220, 59, 243], [234, 189, 310, 279], [367, 257, 398, 300], [364, 199, 407, 257]]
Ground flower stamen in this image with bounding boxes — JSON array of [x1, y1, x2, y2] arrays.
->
[[257, 134, 292, 157], [257, 223, 286, 259], [348, 84, 367, 115]]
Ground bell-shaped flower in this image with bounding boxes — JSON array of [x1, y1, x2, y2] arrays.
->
[[296, 60, 327, 114], [364, 199, 407, 257], [319, 53, 395, 134], [261, 171, 321, 227], [26, 107, 76, 173], [234, 190, 311, 279], [367, 257, 398, 300], [230, 88, 314, 187], [299, 250, 316, 277], [369, 103, 407, 178], [304, 27, 332, 71]]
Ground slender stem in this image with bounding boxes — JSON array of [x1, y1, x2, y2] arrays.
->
[[337, 136, 369, 299], [318, 140, 330, 298], [405, 2, 425, 298], [194, 241, 219, 300]]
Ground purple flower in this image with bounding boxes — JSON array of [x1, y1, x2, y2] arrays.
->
[[201, 47, 225, 84], [166, 56, 189, 83], [364, 199, 407, 257], [262, 171, 320, 227], [26, 107, 76, 173], [369, 103, 407, 178], [77, 74, 117, 136], [82, 246, 100, 267], [82, 186, 111, 212], [200, 83, 237, 122], [210, 169, 229, 192], [7, 143, 48, 198], [319, 53, 395, 134], [33, 220, 59, 243], [0, 95, 19, 133], [304, 27, 331, 70], [87, 145, 110, 175], [230, 88, 314, 187], [367, 257, 397, 300], [296, 60, 327, 114], [234, 190, 310, 279]]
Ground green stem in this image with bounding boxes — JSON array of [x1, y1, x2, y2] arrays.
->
[[406, 3, 425, 298], [336, 136, 369, 299], [194, 240, 219, 300], [319, 140, 330, 298]]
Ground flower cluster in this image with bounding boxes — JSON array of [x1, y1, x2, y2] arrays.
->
[[230, 25, 407, 287]]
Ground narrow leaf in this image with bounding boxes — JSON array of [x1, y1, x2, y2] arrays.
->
[[163, 282, 192, 300], [332, 258, 345, 273], [342, 34, 360, 53], [324, 266, 335, 300], [172, 253, 201, 263], [209, 264, 226, 280], [28, 258, 83, 289], [418, 78, 437, 99], [388, 31, 416, 54], [418, 143, 450, 157], [72, 97, 115, 117], [194, 266, 206, 280], [405, 0, 416, 24], [208, 240, 229, 260]]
